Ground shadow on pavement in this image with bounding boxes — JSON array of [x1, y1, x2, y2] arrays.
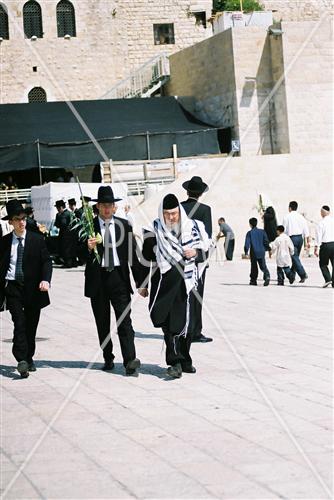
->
[[1, 360, 172, 381]]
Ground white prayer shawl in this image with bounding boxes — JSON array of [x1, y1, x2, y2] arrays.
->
[[152, 202, 212, 339]]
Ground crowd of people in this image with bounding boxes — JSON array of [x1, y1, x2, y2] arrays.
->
[[0, 176, 333, 379]]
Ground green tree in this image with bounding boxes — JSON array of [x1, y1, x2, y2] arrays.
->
[[213, 0, 264, 12]]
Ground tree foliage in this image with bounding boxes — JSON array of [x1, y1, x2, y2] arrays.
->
[[213, 0, 264, 12]]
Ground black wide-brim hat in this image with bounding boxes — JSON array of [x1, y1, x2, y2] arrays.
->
[[182, 176, 208, 194], [2, 199, 26, 220], [55, 200, 66, 208], [93, 186, 121, 203]]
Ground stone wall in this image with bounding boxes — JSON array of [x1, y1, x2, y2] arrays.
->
[[262, 0, 333, 22], [165, 18, 333, 156], [0, 0, 212, 104], [166, 29, 238, 133], [135, 152, 333, 254], [280, 19, 333, 154]]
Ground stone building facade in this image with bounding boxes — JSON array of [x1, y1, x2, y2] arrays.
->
[[262, 0, 333, 21], [166, 16, 333, 156], [0, 0, 212, 104]]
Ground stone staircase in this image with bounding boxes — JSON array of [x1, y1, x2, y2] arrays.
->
[[100, 53, 170, 99]]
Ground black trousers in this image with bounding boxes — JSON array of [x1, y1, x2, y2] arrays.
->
[[192, 268, 206, 340], [5, 281, 41, 363], [90, 268, 136, 367], [319, 242, 334, 284], [225, 239, 235, 261], [163, 329, 192, 369], [277, 266, 293, 285], [250, 252, 270, 283]]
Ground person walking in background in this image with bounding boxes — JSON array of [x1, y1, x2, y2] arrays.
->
[[244, 218, 270, 286], [283, 201, 310, 283], [263, 206, 277, 244], [217, 217, 235, 261], [54, 200, 77, 268], [270, 225, 295, 285], [314, 205, 334, 288], [0, 200, 52, 378], [181, 176, 213, 344]]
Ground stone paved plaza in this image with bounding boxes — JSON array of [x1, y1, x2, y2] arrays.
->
[[1, 258, 333, 499]]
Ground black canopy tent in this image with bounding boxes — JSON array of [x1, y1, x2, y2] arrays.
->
[[0, 97, 222, 174]]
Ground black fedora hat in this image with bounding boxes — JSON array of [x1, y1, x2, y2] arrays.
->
[[55, 199, 66, 208], [2, 199, 26, 220], [182, 176, 208, 194], [93, 186, 121, 203], [68, 198, 76, 205], [80, 195, 91, 203]]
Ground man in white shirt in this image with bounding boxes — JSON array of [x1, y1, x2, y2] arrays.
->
[[314, 205, 334, 288], [282, 201, 310, 283]]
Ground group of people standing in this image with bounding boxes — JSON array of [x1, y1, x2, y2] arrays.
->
[[1, 176, 333, 380]]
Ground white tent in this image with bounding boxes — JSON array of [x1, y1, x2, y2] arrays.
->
[[31, 182, 128, 229]]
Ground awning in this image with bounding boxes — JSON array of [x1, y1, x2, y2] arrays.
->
[[0, 97, 221, 171]]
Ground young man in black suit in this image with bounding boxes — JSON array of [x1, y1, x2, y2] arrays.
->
[[85, 186, 142, 375], [0, 200, 52, 378], [181, 176, 213, 343]]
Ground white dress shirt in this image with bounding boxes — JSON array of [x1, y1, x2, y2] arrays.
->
[[282, 211, 310, 238], [315, 215, 334, 246], [98, 216, 120, 267], [270, 233, 294, 267], [6, 230, 27, 281]]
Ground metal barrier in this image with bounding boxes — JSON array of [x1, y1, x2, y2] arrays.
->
[[100, 53, 170, 99], [0, 188, 31, 205]]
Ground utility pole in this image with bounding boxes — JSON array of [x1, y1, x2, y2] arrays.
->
[[240, 0, 243, 11]]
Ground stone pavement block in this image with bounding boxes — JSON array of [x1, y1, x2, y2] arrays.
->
[[24, 470, 131, 499], [1, 260, 332, 499]]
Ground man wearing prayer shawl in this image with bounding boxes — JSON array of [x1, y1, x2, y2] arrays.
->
[[138, 194, 211, 378]]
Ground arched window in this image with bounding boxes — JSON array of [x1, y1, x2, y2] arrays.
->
[[0, 3, 9, 39], [23, 0, 43, 38], [28, 87, 47, 103], [57, 0, 76, 37]]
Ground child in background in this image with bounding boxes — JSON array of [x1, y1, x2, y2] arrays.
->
[[270, 225, 295, 285]]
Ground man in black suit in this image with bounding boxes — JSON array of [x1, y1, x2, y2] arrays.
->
[[181, 176, 213, 343], [54, 199, 77, 268], [85, 186, 142, 375], [0, 200, 52, 378]]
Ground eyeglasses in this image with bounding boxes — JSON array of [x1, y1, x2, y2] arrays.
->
[[12, 216, 27, 222]]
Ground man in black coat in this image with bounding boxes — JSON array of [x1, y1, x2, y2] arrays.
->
[[139, 194, 211, 378], [181, 176, 213, 343], [54, 199, 77, 268], [0, 200, 52, 378], [85, 186, 142, 375]]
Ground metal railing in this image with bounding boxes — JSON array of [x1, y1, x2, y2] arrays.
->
[[0, 188, 31, 205], [100, 53, 170, 99]]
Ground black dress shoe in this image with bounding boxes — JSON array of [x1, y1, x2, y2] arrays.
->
[[182, 365, 196, 374], [102, 361, 115, 371], [167, 363, 182, 378], [249, 281, 257, 286], [17, 360, 29, 378], [28, 362, 37, 372], [263, 279, 270, 287], [125, 358, 140, 375], [299, 274, 308, 283], [192, 334, 213, 343]]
